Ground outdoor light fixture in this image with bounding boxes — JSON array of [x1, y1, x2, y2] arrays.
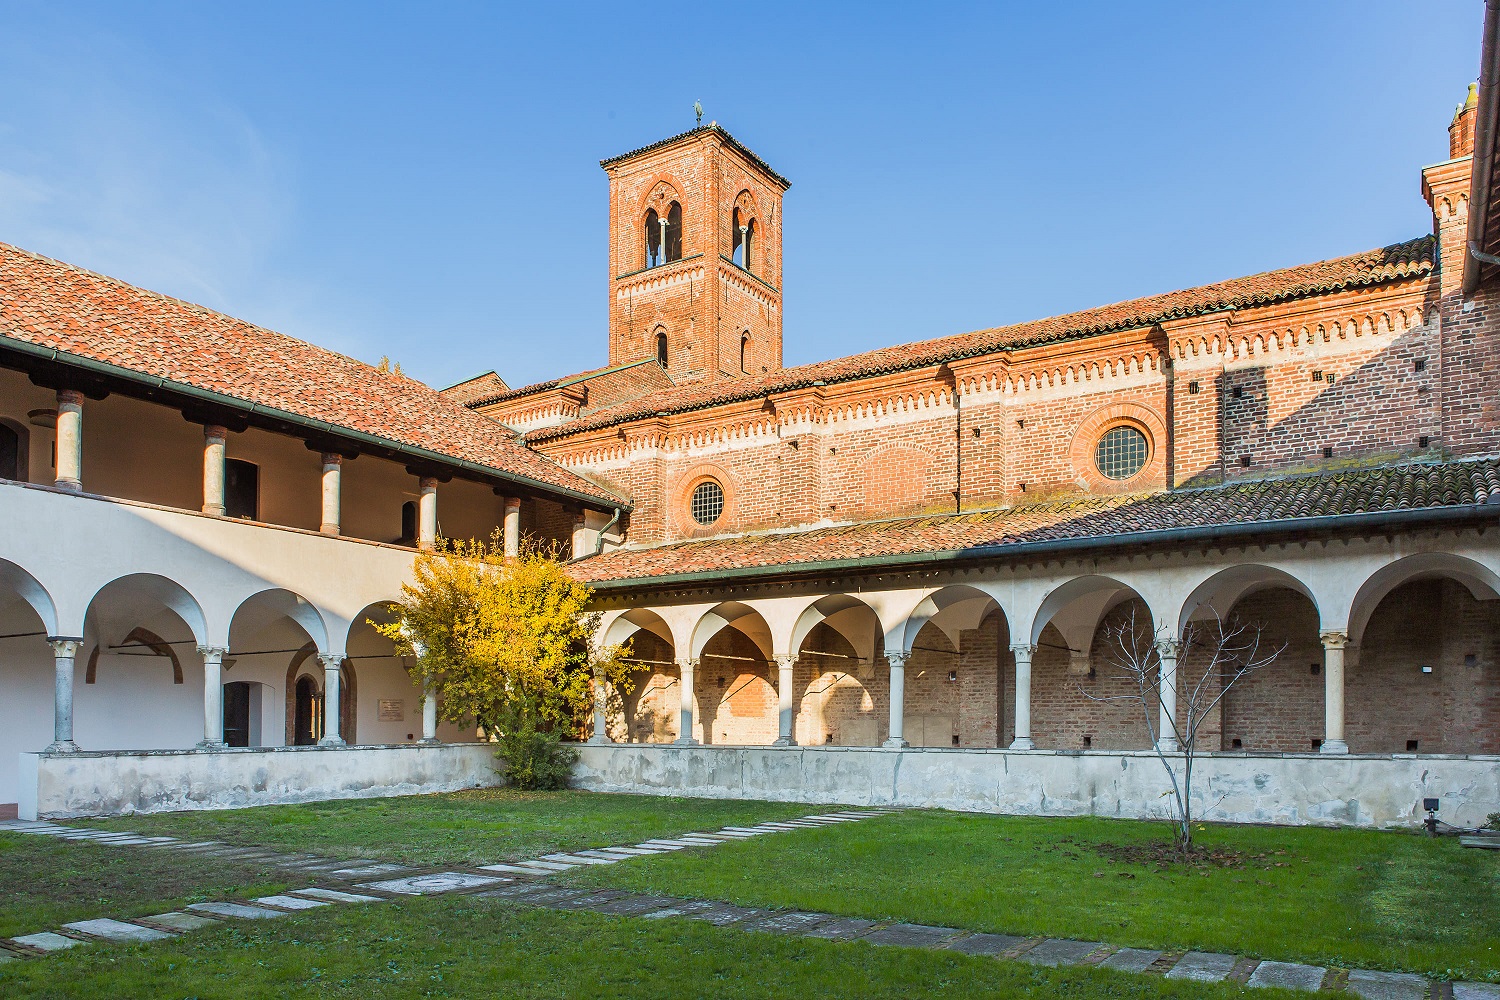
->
[[1424, 798, 1440, 836]]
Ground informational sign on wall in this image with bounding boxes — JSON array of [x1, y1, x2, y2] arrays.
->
[[378, 699, 405, 722]]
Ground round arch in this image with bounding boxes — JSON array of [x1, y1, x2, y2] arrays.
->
[[1177, 564, 1319, 636], [1030, 575, 1144, 649], [84, 574, 208, 647], [790, 595, 880, 664], [690, 601, 772, 661], [902, 585, 1002, 652], [0, 558, 57, 636], [229, 589, 329, 653], [1347, 553, 1500, 644]]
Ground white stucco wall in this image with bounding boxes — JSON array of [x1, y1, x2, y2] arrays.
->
[[20, 743, 502, 819], [573, 744, 1500, 829]]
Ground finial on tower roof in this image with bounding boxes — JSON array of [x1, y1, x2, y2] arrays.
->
[[694, 100, 703, 126], [1467, 81, 1479, 108]]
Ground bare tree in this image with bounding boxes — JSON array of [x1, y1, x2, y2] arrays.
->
[[1084, 608, 1285, 855]]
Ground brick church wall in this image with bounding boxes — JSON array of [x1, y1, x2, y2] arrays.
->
[[1219, 588, 1324, 752]]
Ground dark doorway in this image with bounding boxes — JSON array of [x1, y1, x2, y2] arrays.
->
[[226, 459, 259, 519], [0, 423, 20, 481], [223, 681, 251, 747], [293, 675, 321, 745]]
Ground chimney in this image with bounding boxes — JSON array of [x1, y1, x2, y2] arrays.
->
[[1450, 81, 1480, 159]]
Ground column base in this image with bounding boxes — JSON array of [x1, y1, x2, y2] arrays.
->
[[54, 480, 81, 492], [1009, 737, 1035, 750], [319, 524, 340, 536], [203, 504, 226, 516], [771, 737, 798, 747], [882, 737, 909, 749], [195, 740, 227, 750], [588, 735, 613, 745], [45, 740, 79, 753], [418, 737, 441, 745], [1156, 738, 1180, 753], [317, 736, 347, 747], [672, 737, 699, 746], [1319, 739, 1349, 755]]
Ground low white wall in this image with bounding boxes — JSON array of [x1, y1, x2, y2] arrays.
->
[[19, 743, 503, 820], [573, 745, 1500, 829]]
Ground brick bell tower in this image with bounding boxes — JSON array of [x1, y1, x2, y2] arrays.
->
[[602, 122, 790, 384]]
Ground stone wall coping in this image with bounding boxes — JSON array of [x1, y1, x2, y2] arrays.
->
[[26, 743, 490, 760], [570, 745, 1500, 762]]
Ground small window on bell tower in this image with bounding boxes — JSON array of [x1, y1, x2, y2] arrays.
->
[[656, 331, 669, 368], [740, 333, 750, 373], [666, 202, 683, 262], [645, 208, 661, 268]]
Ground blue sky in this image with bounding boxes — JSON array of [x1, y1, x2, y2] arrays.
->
[[0, 2, 1484, 390]]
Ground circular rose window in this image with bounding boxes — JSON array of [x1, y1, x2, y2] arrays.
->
[[690, 480, 725, 525], [1094, 425, 1149, 480]]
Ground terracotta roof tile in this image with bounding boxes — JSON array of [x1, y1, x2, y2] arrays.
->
[[601, 124, 790, 190], [573, 458, 1499, 585], [440, 370, 509, 405], [0, 241, 621, 504], [532, 236, 1435, 443]]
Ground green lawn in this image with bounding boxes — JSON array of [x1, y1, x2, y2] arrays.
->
[[0, 833, 289, 939], [0, 894, 1302, 1000], [86, 789, 818, 866], [563, 811, 1500, 981]]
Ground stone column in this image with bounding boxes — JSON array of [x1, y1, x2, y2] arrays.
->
[[503, 497, 521, 557], [202, 425, 227, 515], [418, 477, 438, 550], [54, 389, 83, 491], [773, 653, 797, 746], [674, 657, 698, 745], [197, 645, 228, 747], [319, 654, 346, 746], [1156, 638, 1182, 753], [739, 224, 749, 268], [883, 650, 909, 748], [1320, 631, 1349, 754], [589, 664, 610, 744], [570, 511, 588, 559], [421, 677, 438, 743], [1010, 643, 1036, 749], [319, 453, 342, 535], [658, 218, 669, 264], [47, 638, 82, 752]]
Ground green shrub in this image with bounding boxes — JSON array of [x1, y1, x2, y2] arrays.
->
[[1487, 812, 1500, 831], [495, 713, 579, 791]]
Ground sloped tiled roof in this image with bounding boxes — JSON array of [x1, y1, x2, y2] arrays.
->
[[601, 124, 791, 190], [533, 236, 1435, 443], [573, 458, 1500, 585], [0, 241, 622, 504], [440, 370, 509, 406]]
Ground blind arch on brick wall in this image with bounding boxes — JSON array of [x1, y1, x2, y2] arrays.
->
[[860, 444, 937, 516]]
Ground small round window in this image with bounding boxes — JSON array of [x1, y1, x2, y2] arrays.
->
[[1095, 425, 1149, 480], [690, 480, 725, 525]]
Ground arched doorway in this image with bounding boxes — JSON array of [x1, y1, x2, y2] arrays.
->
[[293, 673, 322, 746]]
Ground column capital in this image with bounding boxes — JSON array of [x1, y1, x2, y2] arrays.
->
[[320, 451, 344, 467], [1319, 631, 1349, 650], [675, 657, 698, 672], [48, 637, 82, 657], [1154, 638, 1183, 658], [886, 649, 910, 668], [503, 495, 522, 511], [1009, 643, 1037, 658], [56, 388, 84, 407], [318, 653, 346, 671], [419, 476, 439, 490], [197, 645, 228, 661], [774, 653, 797, 670], [203, 424, 228, 442]]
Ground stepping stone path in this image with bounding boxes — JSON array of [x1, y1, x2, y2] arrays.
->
[[0, 810, 1492, 999]]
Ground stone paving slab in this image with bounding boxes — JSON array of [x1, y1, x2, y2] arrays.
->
[[1020, 938, 1106, 967], [541, 889, 629, 908], [590, 846, 660, 856], [143, 911, 222, 932], [947, 932, 1030, 957], [633, 842, 686, 850], [588, 895, 682, 917], [1346, 970, 1431, 1000], [636, 840, 701, 849], [506, 859, 576, 871], [188, 902, 288, 920], [290, 888, 383, 903], [0, 949, 17, 962], [745, 911, 834, 934], [62, 918, 175, 943], [802, 916, 878, 940], [479, 863, 567, 875], [11, 931, 82, 952], [362, 873, 503, 895], [508, 886, 588, 906], [1166, 951, 1239, 983], [641, 900, 721, 920], [1100, 947, 1165, 973], [328, 864, 409, 878], [1246, 960, 1327, 991], [865, 922, 963, 949], [574, 850, 643, 861], [541, 853, 619, 864], [1455, 984, 1500, 1000], [684, 902, 764, 927], [253, 895, 329, 911]]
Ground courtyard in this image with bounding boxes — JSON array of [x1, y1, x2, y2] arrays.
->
[[0, 790, 1495, 998]]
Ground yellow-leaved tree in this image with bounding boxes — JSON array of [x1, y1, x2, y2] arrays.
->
[[375, 534, 630, 787]]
